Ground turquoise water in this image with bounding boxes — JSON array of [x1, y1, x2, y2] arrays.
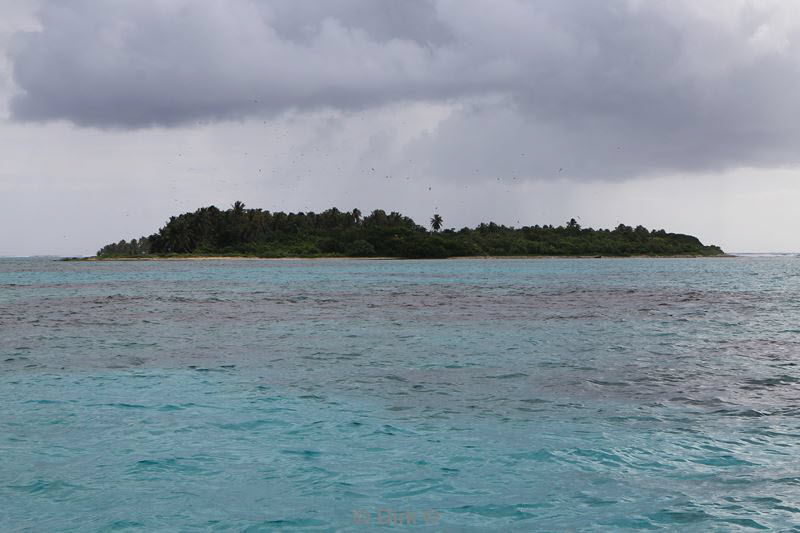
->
[[1, 257, 799, 531]]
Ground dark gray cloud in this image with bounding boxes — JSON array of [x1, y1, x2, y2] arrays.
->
[[7, 0, 800, 178], [9, 0, 465, 127]]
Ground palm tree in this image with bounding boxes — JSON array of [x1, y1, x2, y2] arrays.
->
[[430, 213, 443, 232], [352, 208, 362, 225]]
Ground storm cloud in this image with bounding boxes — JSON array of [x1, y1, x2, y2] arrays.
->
[[8, 0, 800, 178]]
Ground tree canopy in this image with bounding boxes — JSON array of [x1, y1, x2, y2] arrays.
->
[[96, 203, 724, 259], [430, 213, 443, 232]]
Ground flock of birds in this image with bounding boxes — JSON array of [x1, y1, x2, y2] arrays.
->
[[123, 113, 622, 228]]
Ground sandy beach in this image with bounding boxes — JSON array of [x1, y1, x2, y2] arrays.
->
[[69, 254, 736, 261]]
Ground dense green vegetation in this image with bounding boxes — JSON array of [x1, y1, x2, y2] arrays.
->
[[96, 202, 724, 258]]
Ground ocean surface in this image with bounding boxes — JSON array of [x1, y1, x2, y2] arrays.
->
[[1, 257, 799, 532]]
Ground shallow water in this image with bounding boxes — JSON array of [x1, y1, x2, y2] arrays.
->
[[1, 257, 799, 531]]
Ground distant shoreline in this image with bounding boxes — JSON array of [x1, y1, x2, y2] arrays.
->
[[93, 204, 726, 259], [63, 254, 737, 262]]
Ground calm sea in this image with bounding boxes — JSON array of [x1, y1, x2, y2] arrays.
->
[[1, 257, 799, 531]]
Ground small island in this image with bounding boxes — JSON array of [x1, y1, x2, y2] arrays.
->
[[92, 202, 724, 259]]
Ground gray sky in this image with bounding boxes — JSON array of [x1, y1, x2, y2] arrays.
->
[[2, 0, 800, 255]]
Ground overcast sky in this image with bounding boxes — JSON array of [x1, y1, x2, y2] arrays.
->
[[2, 0, 800, 255]]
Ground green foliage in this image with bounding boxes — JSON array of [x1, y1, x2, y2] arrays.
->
[[96, 236, 151, 257], [97, 204, 725, 259], [345, 239, 376, 256], [430, 213, 443, 232]]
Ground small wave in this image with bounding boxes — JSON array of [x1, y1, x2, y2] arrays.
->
[[280, 449, 321, 459], [450, 503, 538, 521], [8, 479, 87, 496], [242, 518, 329, 529], [648, 509, 713, 525], [741, 375, 799, 389], [130, 457, 209, 474], [484, 372, 528, 380], [216, 419, 289, 431], [509, 449, 557, 462], [691, 455, 757, 467]]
